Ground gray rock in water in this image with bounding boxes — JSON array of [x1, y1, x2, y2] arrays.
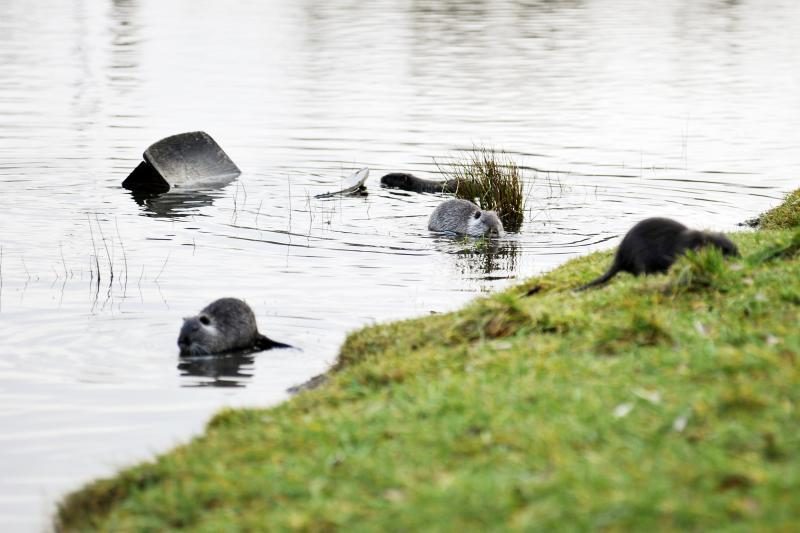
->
[[122, 131, 241, 193]]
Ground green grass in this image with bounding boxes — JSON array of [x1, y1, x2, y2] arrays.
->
[[757, 187, 800, 229], [57, 194, 800, 531], [438, 147, 526, 232]]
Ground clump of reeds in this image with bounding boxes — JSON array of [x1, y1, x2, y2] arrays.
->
[[438, 147, 525, 232]]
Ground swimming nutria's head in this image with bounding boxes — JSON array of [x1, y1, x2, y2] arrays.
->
[[178, 313, 219, 356], [178, 298, 259, 356], [380, 173, 414, 189], [467, 209, 505, 237]]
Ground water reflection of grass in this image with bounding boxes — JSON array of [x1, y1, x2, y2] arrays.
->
[[57, 189, 800, 531], [452, 238, 519, 278]]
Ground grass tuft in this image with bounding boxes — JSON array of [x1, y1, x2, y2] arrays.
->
[[668, 246, 738, 293], [594, 311, 673, 355], [450, 293, 531, 341], [746, 228, 800, 265], [438, 147, 526, 232], [758, 188, 800, 229]]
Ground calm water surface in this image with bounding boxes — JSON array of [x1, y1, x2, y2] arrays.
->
[[1, 0, 799, 529]]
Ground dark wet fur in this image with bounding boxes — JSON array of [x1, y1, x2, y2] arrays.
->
[[578, 218, 739, 291], [178, 297, 291, 355], [380, 173, 457, 194]]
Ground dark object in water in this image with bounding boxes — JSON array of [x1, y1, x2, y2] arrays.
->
[[577, 217, 739, 291], [178, 297, 291, 356], [122, 131, 241, 193], [380, 172, 457, 194], [739, 216, 761, 228]]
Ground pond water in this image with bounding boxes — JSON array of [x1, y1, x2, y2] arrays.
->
[[1, 0, 798, 529]]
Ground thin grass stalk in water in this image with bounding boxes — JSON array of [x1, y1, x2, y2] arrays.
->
[[95, 215, 113, 287], [115, 217, 128, 293], [87, 214, 100, 285]]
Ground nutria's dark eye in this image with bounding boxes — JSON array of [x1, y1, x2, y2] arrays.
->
[[199, 316, 210, 326], [473, 211, 481, 219]]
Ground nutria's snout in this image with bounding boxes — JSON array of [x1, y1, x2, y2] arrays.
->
[[711, 233, 740, 257], [177, 320, 198, 355], [480, 210, 505, 237], [178, 341, 189, 355], [177, 333, 191, 355]]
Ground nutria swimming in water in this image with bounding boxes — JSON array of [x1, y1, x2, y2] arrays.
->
[[577, 217, 739, 291], [380, 173, 457, 194], [178, 297, 291, 356], [428, 198, 504, 237]]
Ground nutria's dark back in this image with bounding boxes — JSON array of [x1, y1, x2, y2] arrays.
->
[[577, 217, 739, 291], [380, 173, 456, 194], [614, 218, 691, 275]]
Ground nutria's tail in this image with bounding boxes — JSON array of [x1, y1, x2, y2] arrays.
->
[[255, 334, 292, 350], [575, 267, 618, 292]]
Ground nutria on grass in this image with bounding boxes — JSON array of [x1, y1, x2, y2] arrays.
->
[[577, 217, 739, 291], [178, 298, 291, 356], [380, 172, 457, 194], [428, 198, 504, 237]]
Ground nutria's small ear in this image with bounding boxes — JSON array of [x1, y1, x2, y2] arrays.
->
[[182, 317, 190, 322]]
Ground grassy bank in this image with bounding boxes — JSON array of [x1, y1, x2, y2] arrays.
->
[[58, 194, 800, 531]]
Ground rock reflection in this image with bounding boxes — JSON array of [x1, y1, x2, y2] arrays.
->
[[178, 353, 255, 388], [128, 187, 229, 218]]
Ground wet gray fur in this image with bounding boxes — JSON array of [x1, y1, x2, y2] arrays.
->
[[178, 297, 290, 356], [428, 198, 504, 237], [577, 217, 739, 291], [380, 173, 457, 194]]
